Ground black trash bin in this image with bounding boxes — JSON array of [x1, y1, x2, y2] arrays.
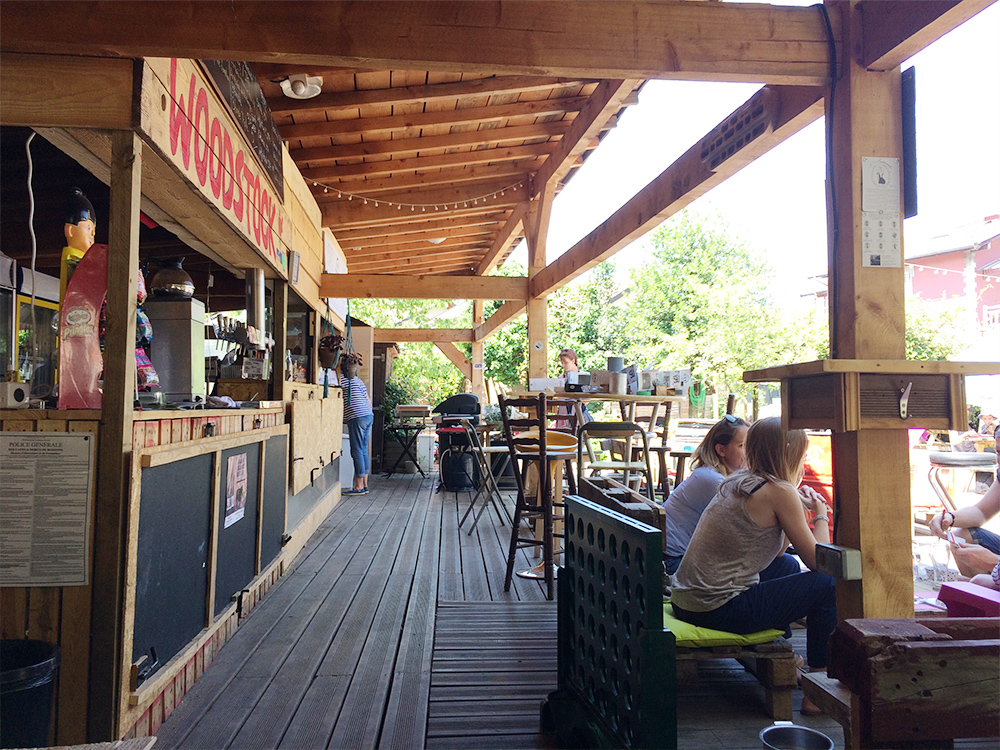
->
[[1, 640, 60, 749]]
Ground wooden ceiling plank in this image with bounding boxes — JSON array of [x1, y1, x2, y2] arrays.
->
[[268, 75, 589, 116], [533, 79, 641, 192], [349, 252, 485, 273], [278, 96, 588, 140], [341, 226, 497, 250], [860, 0, 994, 70], [312, 163, 534, 198], [530, 85, 825, 299], [328, 202, 514, 229], [293, 122, 569, 165], [334, 211, 509, 241], [301, 144, 555, 181], [346, 241, 492, 262], [373, 328, 474, 343], [0, 1, 838, 84], [323, 187, 521, 227], [477, 202, 528, 276], [435, 341, 473, 379], [320, 273, 528, 300]]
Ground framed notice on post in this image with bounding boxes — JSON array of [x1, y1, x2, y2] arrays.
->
[[0, 432, 95, 586]]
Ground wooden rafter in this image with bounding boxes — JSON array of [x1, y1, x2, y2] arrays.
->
[[477, 203, 528, 276], [323, 190, 521, 228], [269, 76, 591, 116], [529, 85, 826, 299], [311, 163, 539, 198], [291, 122, 569, 166], [0, 1, 840, 84], [474, 300, 526, 341], [349, 257, 484, 276], [278, 96, 589, 140], [860, 0, 994, 70], [300, 146, 557, 183], [373, 329, 473, 343], [319, 274, 528, 300], [435, 342, 473, 379], [339, 227, 496, 251], [346, 244, 491, 265], [334, 212, 510, 242]]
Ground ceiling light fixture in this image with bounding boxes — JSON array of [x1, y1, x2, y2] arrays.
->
[[280, 74, 324, 100], [428, 237, 446, 245]]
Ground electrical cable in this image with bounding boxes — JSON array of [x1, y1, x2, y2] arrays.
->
[[816, 2, 839, 360]]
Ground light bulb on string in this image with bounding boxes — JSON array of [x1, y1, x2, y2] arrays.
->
[[348, 195, 352, 201], [323, 187, 328, 193]]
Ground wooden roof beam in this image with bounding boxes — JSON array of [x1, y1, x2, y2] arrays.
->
[[320, 273, 528, 300], [861, 0, 994, 71], [435, 342, 473, 380], [533, 79, 642, 193], [346, 242, 491, 264], [268, 76, 591, 116], [0, 1, 840, 84], [530, 85, 825, 298], [314, 170, 533, 205], [477, 202, 527, 276], [340, 226, 497, 251], [474, 300, 526, 341], [292, 122, 568, 166], [374, 329, 473, 343], [279, 96, 589, 140]]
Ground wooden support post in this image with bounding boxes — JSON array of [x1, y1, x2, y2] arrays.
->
[[826, 0, 911, 620], [525, 188, 553, 382], [271, 281, 288, 401], [471, 300, 485, 398], [90, 130, 141, 740]]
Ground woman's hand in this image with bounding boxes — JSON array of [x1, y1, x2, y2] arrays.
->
[[928, 508, 954, 539], [797, 485, 827, 514]]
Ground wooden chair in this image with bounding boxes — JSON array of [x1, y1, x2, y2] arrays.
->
[[498, 393, 577, 599], [620, 400, 674, 499], [578, 421, 655, 502]]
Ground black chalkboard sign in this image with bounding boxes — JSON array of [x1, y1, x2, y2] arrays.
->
[[132, 454, 213, 680], [260, 434, 287, 568], [202, 60, 284, 202], [214, 445, 261, 618]]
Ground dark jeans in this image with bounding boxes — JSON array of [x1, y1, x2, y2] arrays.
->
[[672, 553, 837, 669], [664, 554, 684, 576], [348, 414, 373, 479], [970, 527, 1000, 555]]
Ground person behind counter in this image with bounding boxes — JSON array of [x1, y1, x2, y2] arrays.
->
[[340, 357, 373, 496], [556, 347, 591, 427], [662, 414, 749, 575], [671, 417, 836, 715]]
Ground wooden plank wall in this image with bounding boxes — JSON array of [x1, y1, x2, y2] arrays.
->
[[283, 147, 325, 313], [0, 409, 101, 746]]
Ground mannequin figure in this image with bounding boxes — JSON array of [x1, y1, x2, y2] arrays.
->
[[60, 187, 96, 303]]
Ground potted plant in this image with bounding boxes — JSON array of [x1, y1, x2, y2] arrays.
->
[[319, 333, 344, 369]]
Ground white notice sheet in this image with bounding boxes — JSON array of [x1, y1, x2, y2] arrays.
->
[[0, 432, 94, 586]]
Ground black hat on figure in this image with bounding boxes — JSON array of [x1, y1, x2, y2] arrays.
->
[[64, 187, 96, 225]]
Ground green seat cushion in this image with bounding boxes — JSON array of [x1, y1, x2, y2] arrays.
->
[[662, 601, 785, 648]]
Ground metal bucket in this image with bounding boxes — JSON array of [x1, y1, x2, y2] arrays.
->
[[760, 721, 834, 750]]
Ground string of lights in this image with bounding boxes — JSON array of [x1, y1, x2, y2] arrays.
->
[[309, 177, 526, 212], [907, 262, 999, 281]]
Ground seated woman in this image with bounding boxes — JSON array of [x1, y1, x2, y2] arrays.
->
[[671, 417, 836, 715], [662, 414, 749, 575]]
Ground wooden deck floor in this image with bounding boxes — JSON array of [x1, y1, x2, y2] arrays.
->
[[154, 473, 863, 749]]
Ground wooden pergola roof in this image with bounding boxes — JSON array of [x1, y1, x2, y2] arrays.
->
[[255, 66, 642, 277]]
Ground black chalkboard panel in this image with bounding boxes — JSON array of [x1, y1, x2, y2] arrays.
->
[[260, 434, 287, 568], [132, 453, 213, 680], [214, 444, 260, 618], [202, 60, 284, 202]]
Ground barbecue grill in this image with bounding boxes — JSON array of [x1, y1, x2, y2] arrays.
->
[[433, 393, 481, 491]]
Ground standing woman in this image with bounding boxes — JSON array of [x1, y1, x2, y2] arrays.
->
[[671, 417, 836, 714], [662, 415, 749, 574], [340, 357, 374, 495]]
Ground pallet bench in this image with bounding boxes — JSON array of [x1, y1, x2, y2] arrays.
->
[[802, 617, 1000, 749]]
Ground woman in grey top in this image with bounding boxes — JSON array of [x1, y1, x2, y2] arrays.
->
[[671, 417, 836, 715], [662, 415, 749, 574]]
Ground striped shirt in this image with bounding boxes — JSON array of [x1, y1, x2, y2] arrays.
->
[[339, 374, 373, 422]]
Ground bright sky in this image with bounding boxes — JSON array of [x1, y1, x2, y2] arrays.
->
[[514, 2, 1000, 304]]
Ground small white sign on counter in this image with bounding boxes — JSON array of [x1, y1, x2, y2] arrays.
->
[[1, 432, 94, 586]]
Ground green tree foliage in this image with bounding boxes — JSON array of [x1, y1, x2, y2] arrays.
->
[[905, 297, 971, 360]]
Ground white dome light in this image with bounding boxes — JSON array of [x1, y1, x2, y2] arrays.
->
[[280, 74, 323, 100]]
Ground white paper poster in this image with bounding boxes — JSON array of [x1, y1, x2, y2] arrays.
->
[[862, 211, 902, 268], [0, 433, 94, 586]]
